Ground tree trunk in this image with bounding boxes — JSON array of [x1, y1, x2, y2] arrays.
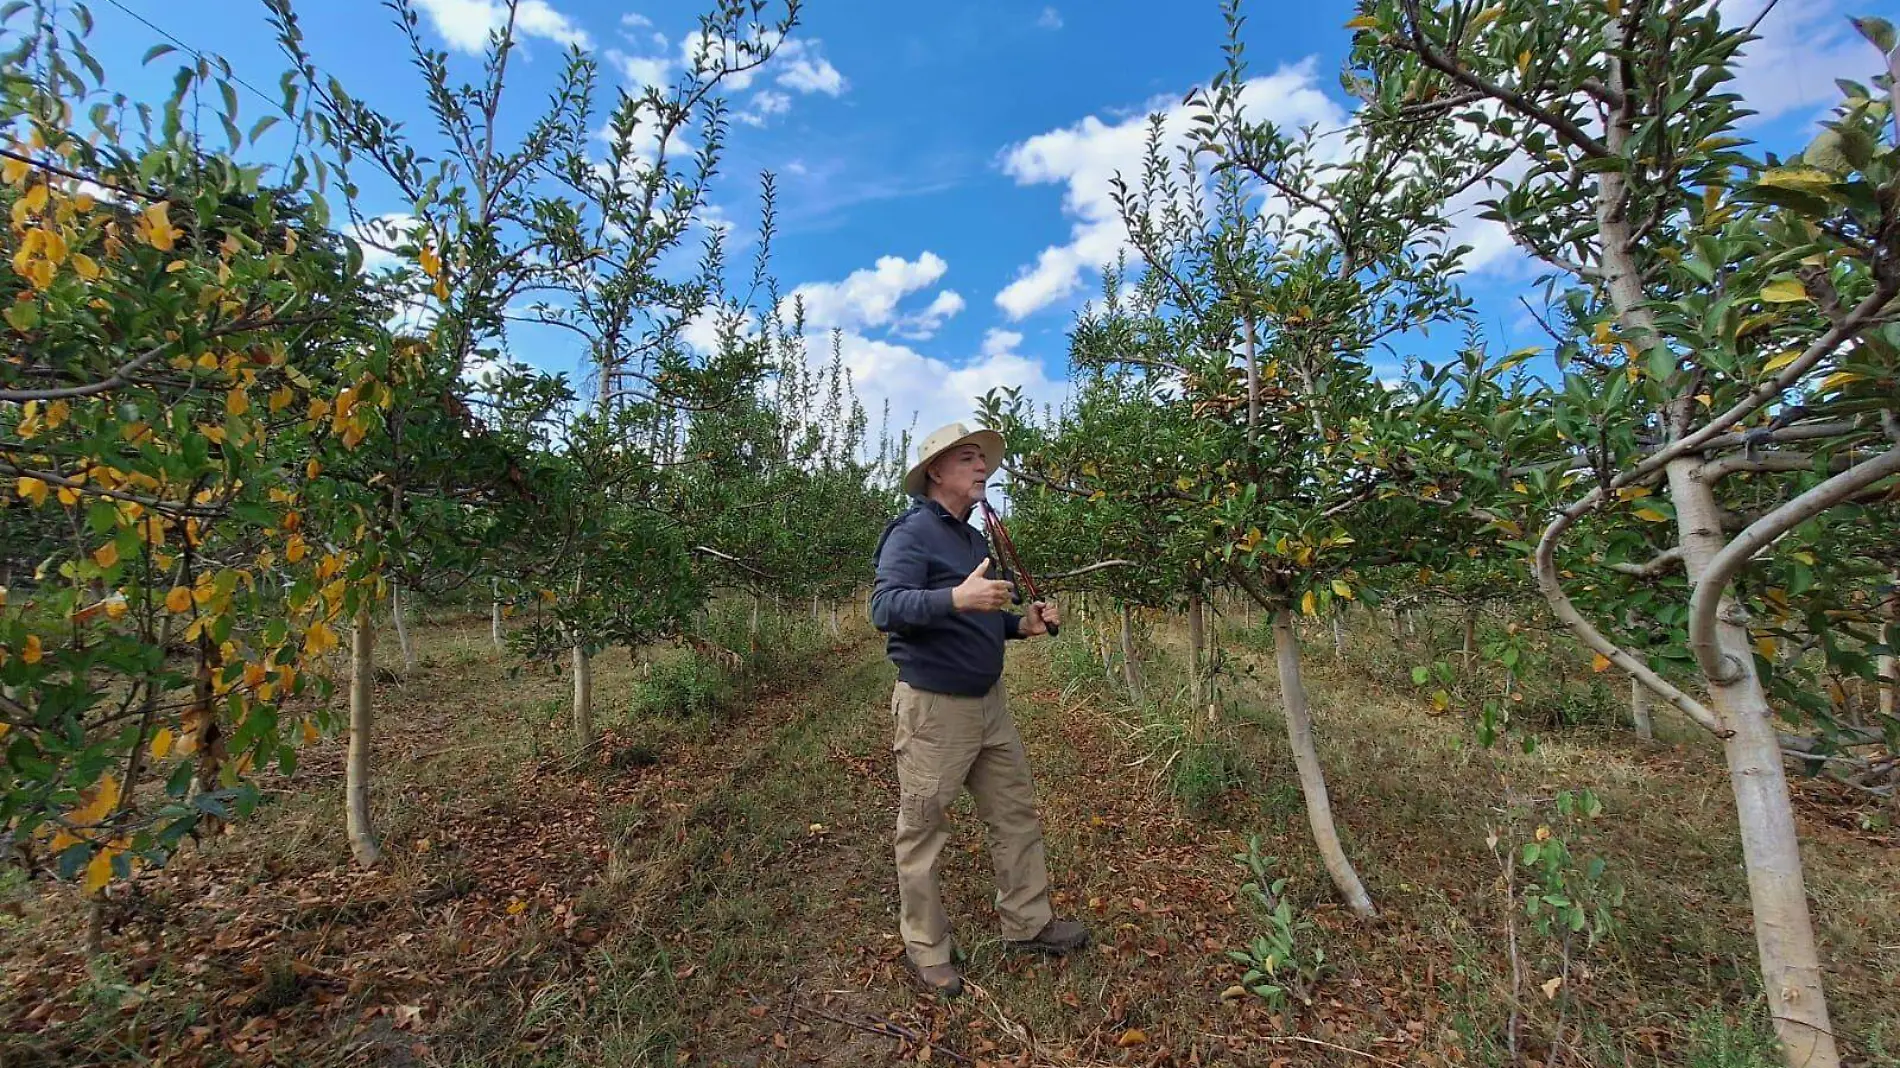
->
[[1880, 570, 1897, 719], [1631, 675, 1654, 741], [1271, 609, 1376, 919], [1242, 315, 1260, 436], [491, 579, 504, 653], [1187, 595, 1206, 734], [573, 642, 594, 749], [1668, 458, 1836, 1066], [1462, 607, 1478, 660], [1119, 603, 1144, 702], [391, 583, 416, 675], [1332, 612, 1345, 661], [347, 605, 381, 867]]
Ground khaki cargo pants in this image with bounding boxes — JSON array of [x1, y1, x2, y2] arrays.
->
[[891, 679, 1053, 967]]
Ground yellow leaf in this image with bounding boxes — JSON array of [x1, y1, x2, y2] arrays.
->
[[1633, 507, 1669, 523], [1466, 5, 1504, 33], [0, 155, 28, 184], [418, 244, 441, 278], [1591, 654, 1611, 673], [1759, 278, 1809, 304], [1116, 1029, 1148, 1048], [1755, 637, 1777, 659], [150, 727, 173, 759], [1760, 349, 1801, 374], [164, 585, 192, 613], [139, 202, 176, 251], [1301, 590, 1318, 617], [507, 898, 527, 915], [270, 386, 295, 412], [71, 253, 100, 280], [286, 535, 307, 564], [1818, 371, 1866, 392], [16, 476, 49, 507], [1615, 486, 1652, 500], [1332, 579, 1353, 600], [92, 541, 119, 569], [1344, 14, 1378, 29], [303, 620, 338, 657], [83, 850, 115, 894], [302, 720, 319, 745], [1541, 976, 1563, 1000], [23, 633, 43, 664], [1756, 166, 1838, 193], [226, 389, 250, 416]]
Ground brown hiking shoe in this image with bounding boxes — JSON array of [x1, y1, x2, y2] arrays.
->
[[1008, 918, 1091, 956], [904, 957, 963, 998]]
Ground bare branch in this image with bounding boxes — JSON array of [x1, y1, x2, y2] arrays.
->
[[1534, 500, 1727, 735], [1608, 547, 1683, 577]]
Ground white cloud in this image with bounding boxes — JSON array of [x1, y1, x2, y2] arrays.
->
[[833, 330, 1070, 455], [995, 60, 1345, 320], [1724, 0, 1873, 127], [609, 49, 673, 90], [782, 252, 951, 334], [736, 89, 793, 127], [892, 290, 967, 340], [679, 31, 845, 107], [349, 212, 422, 276], [775, 40, 846, 95], [1037, 7, 1063, 30], [411, 0, 591, 55], [620, 12, 652, 31]]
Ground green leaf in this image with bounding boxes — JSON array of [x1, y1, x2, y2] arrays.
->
[[1852, 15, 1897, 54], [142, 43, 176, 65]]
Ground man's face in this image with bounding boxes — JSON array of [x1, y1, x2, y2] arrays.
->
[[928, 443, 990, 504]]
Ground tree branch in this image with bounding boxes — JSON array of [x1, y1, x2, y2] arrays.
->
[[1688, 445, 1900, 683]]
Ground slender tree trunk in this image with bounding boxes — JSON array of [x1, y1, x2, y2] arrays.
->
[[1667, 458, 1836, 1066], [491, 579, 504, 653], [1187, 595, 1206, 731], [1242, 315, 1260, 436], [750, 594, 762, 651], [1119, 603, 1144, 702], [1631, 675, 1655, 741], [1332, 612, 1345, 661], [347, 605, 381, 867], [573, 642, 593, 748], [1462, 607, 1478, 661], [391, 583, 416, 675], [1880, 570, 1897, 719], [1271, 609, 1376, 919]]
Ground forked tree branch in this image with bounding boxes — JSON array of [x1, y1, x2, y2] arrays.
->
[[1534, 504, 1726, 735], [1688, 444, 1900, 683]]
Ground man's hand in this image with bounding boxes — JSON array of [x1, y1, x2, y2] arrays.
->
[[952, 557, 1015, 613], [1022, 600, 1060, 637]]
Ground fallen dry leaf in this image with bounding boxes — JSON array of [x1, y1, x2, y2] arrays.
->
[[1116, 1028, 1148, 1047]]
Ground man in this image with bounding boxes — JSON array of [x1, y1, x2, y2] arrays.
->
[[869, 422, 1090, 998]]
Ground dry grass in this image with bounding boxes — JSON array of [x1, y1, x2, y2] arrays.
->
[[2, 602, 1895, 1067]]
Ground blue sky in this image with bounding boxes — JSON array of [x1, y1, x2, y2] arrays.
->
[[75, 0, 1899, 446]]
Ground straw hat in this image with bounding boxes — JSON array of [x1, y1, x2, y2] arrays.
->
[[905, 421, 1006, 497]]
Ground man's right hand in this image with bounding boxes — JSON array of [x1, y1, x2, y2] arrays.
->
[[952, 557, 1015, 613]]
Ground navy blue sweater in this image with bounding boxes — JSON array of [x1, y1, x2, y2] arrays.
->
[[870, 498, 1023, 696]]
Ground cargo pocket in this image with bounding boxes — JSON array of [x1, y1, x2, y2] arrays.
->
[[898, 772, 944, 833]]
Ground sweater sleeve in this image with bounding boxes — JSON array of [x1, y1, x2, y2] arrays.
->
[[1003, 611, 1024, 640], [871, 520, 957, 633]]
